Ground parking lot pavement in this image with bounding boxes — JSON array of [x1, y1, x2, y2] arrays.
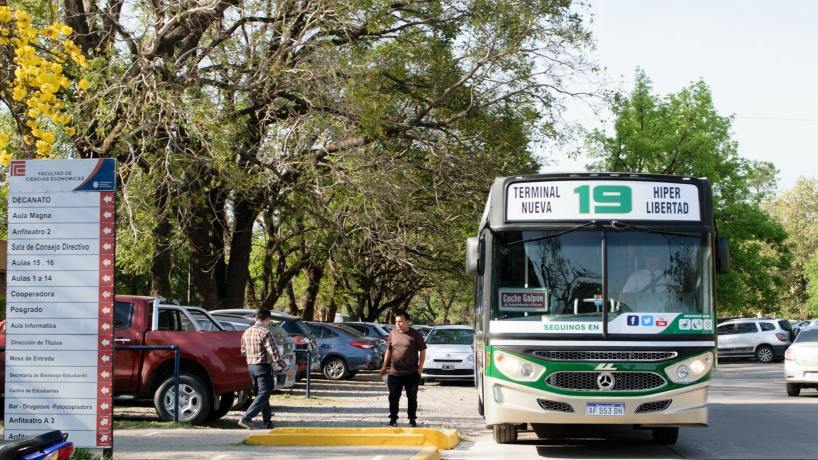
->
[[113, 372, 479, 458], [113, 429, 431, 459], [113, 363, 818, 459]]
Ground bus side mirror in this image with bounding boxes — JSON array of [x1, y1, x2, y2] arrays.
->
[[716, 236, 731, 274], [466, 237, 484, 276]]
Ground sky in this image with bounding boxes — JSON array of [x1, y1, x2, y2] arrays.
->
[[546, 0, 818, 192]]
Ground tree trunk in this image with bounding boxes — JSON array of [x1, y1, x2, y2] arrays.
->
[[301, 260, 324, 321], [223, 195, 261, 307], [149, 182, 173, 297], [286, 282, 299, 316], [186, 182, 226, 308]]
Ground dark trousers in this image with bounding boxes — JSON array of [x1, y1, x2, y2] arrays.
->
[[387, 372, 420, 421], [243, 363, 274, 423]]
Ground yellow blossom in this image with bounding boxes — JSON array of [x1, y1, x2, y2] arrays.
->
[[78, 79, 89, 90], [0, 6, 13, 23], [0, 150, 11, 167], [0, 132, 9, 149], [64, 126, 76, 136]]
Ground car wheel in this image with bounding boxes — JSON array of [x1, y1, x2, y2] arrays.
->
[[154, 373, 212, 425], [231, 390, 252, 411], [652, 427, 679, 444], [756, 345, 774, 363], [322, 357, 349, 380], [786, 383, 801, 397], [207, 392, 236, 421], [492, 423, 518, 444]]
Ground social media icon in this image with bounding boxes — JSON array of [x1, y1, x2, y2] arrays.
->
[[692, 319, 703, 330], [703, 319, 713, 331], [679, 319, 691, 330], [627, 315, 639, 326], [641, 316, 654, 326]]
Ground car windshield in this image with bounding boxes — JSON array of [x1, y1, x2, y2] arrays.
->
[[492, 229, 713, 333], [795, 329, 818, 343], [426, 329, 474, 345]]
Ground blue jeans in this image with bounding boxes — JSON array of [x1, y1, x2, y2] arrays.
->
[[387, 372, 420, 422], [243, 363, 274, 423]]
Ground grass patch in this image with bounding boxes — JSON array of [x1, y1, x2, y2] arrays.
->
[[71, 448, 113, 459]]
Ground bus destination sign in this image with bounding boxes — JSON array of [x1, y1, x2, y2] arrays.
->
[[506, 180, 701, 222]]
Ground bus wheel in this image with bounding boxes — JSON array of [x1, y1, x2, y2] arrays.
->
[[492, 424, 518, 444], [652, 427, 679, 444]]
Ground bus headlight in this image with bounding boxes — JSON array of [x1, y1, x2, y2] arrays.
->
[[493, 350, 545, 382], [664, 352, 713, 384]]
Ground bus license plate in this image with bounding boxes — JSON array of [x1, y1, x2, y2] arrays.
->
[[442, 364, 455, 370], [586, 403, 625, 416]]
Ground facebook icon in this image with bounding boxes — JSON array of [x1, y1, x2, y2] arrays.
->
[[641, 315, 654, 326], [627, 315, 639, 326]]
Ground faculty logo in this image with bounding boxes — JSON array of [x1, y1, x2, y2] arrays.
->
[[641, 315, 654, 326], [10, 161, 25, 177], [627, 315, 639, 326], [597, 372, 615, 391]]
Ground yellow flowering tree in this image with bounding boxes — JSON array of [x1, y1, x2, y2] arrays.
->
[[0, 5, 87, 166]]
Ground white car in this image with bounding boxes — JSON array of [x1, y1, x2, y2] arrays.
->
[[716, 318, 793, 363], [421, 325, 475, 383], [785, 328, 818, 396]]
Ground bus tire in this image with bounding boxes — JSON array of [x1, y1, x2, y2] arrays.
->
[[651, 427, 679, 444], [786, 383, 801, 396], [492, 424, 518, 444]]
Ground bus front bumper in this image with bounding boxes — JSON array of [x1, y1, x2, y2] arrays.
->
[[483, 376, 708, 427]]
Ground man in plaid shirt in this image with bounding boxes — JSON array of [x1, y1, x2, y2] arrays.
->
[[239, 308, 286, 429]]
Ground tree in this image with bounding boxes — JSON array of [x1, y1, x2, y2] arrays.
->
[[586, 70, 791, 315], [769, 177, 818, 318]]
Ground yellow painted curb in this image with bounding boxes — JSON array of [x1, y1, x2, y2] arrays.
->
[[245, 427, 459, 449], [409, 446, 440, 460]]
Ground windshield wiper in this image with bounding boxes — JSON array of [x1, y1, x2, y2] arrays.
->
[[606, 221, 700, 239], [502, 221, 600, 246]]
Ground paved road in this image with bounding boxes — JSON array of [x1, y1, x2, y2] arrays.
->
[[449, 362, 818, 459], [113, 362, 818, 459]]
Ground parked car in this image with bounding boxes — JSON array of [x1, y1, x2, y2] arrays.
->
[[421, 325, 475, 384], [785, 328, 818, 396], [1, 296, 254, 425], [342, 322, 389, 353], [414, 325, 434, 337], [793, 319, 818, 332], [208, 313, 253, 331], [306, 322, 383, 380], [717, 318, 794, 363], [211, 308, 320, 380]]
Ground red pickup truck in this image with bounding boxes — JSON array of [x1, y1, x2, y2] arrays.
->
[[1, 295, 252, 425]]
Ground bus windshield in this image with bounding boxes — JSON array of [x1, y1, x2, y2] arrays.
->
[[492, 230, 713, 330]]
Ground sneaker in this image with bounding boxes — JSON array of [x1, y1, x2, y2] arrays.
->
[[388, 420, 398, 427], [263, 421, 275, 429], [238, 419, 255, 430], [409, 420, 418, 428]]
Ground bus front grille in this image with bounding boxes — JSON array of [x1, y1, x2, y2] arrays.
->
[[635, 400, 672, 413], [537, 399, 574, 413], [533, 351, 678, 362], [546, 371, 666, 392]]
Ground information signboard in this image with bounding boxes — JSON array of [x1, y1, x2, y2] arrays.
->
[[4, 159, 116, 448]]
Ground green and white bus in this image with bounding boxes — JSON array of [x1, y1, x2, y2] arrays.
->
[[466, 173, 730, 445]]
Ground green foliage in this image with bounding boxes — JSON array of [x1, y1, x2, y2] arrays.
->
[[805, 249, 818, 317], [770, 177, 818, 318], [586, 70, 791, 315]]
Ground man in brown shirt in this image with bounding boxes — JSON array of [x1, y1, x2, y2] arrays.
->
[[380, 310, 427, 427]]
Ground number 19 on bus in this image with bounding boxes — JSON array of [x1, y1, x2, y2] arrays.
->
[[574, 185, 632, 214]]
